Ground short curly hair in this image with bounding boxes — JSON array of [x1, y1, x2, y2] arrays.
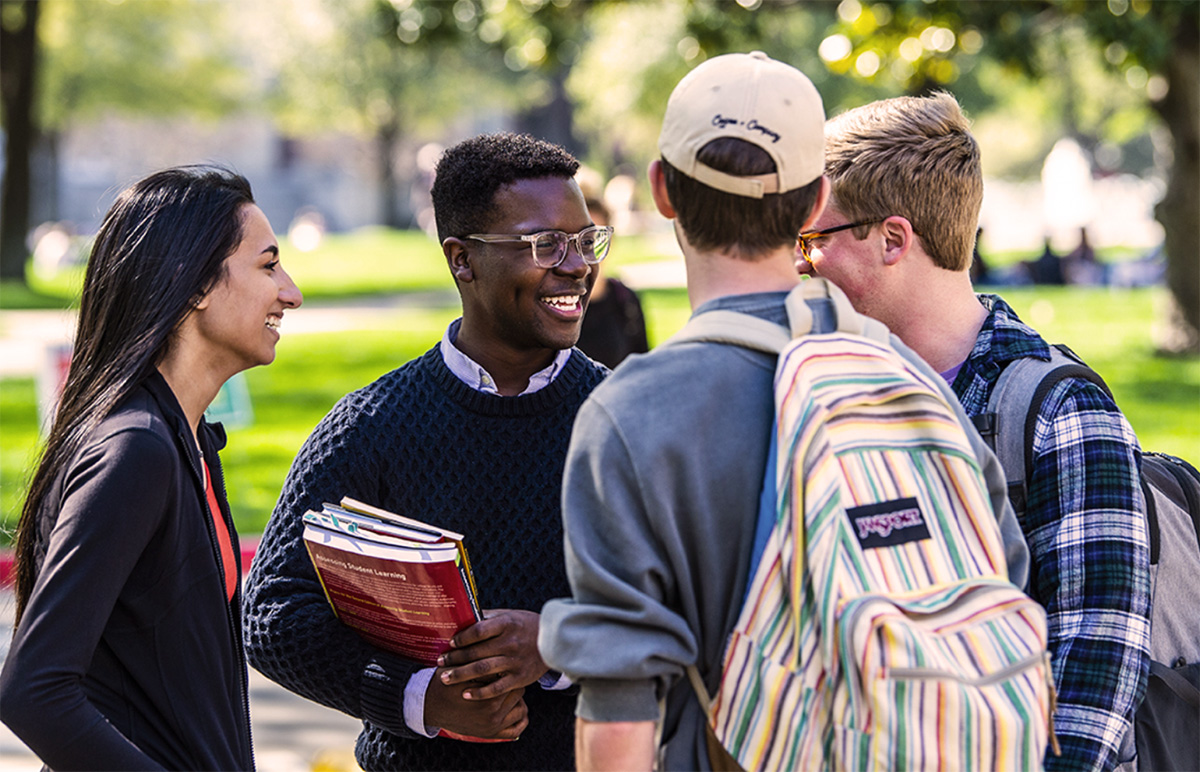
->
[[431, 132, 580, 242]]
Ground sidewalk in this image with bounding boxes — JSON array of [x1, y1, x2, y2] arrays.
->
[[0, 583, 365, 772], [0, 289, 465, 379], [0, 259, 689, 380]]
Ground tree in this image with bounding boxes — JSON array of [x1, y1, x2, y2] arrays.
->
[[1, 0, 248, 287], [259, 0, 526, 228], [1, 0, 40, 281], [404, 0, 609, 158], [470, 0, 595, 155], [568, 1, 847, 178], [824, 0, 1199, 354], [320, 0, 611, 221]]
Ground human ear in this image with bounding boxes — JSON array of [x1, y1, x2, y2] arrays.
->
[[880, 216, 915, 267], [648, 160, 677, 219], [798, 176, 831, 233], [443, 238, 474, 283]]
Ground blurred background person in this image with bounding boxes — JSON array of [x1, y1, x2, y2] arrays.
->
[[1064, 226, 1106, 286], [574, 166, 650, 368], [0, 166, 302, 771], [969, 226, 992, 285], [1026, 235, 1066, 285]]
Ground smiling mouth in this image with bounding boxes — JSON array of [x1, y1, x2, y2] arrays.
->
[[542, 294, 584, 313], [266, 316, 282, 330]]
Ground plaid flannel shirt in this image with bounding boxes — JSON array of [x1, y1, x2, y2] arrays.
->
[[951, 294, 1151, 772]]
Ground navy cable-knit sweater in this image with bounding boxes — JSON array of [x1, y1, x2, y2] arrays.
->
[[243, 345, 607, 771]]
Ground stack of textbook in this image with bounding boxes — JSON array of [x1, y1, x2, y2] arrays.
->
[[302, 497, 481, 667]]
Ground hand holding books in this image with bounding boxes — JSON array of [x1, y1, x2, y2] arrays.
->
[[302, 497, 545, 742], [437, 609, 550, 700], [424, 665, 530, 742]]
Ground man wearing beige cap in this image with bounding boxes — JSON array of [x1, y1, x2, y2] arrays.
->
[[535, 54, 831, 770], [539, 52, 1026, 771]]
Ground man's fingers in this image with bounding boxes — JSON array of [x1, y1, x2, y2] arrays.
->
[[448, 618, 500, 650], [462, 672, 522, 701], [438, 644, 494, 669], [495, 693, 529, 739], [439, 657, 508, 686], [449, 608, 519, 649]]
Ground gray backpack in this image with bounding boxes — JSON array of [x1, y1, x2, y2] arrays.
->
[[972, 343, 1200, 772]]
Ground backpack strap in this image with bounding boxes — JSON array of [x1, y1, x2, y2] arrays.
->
[[666, 278, 889, 352], [972, 344, 1110, 518], [685, 664, 744, 772], [1142, 451, 1200, 564], [668, 309, 790, 354]]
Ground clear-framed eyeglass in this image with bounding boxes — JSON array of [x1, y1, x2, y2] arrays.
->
[[465, 225, 614, 269]]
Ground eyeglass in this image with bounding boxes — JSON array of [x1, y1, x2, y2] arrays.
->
[[797, 220, 883, 264], [465, 225, 614, 269]]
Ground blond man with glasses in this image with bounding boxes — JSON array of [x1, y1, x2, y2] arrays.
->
[[799, 92, 1149, 772]]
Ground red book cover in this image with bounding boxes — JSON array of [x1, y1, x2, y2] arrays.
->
[[303, 502, 511, 743], [303, 522, 479, 666]]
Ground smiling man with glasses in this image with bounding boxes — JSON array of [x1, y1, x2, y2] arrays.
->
[[466, 224, 614, 270], [244, 132, 610, 772]]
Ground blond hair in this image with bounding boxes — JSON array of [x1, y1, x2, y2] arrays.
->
[[824, 92, 982, 272]]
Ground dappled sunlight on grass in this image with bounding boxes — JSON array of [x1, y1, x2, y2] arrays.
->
[[992, 286, 1200, 459], [1, 283, 1195, 543]]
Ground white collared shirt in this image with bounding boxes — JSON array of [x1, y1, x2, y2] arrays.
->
[[439, 318, 571, 395]]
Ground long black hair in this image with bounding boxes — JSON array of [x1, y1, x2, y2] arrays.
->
[[13, 165, 255, 624]]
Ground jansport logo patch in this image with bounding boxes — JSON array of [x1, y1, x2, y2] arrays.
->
[[846, 497, 931, 549]]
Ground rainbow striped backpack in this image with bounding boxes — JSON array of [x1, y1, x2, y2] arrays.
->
[[678, 279, 1055, 771]]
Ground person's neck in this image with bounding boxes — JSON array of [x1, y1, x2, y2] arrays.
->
[[681, 238, 801, 311], [884, 270, 986, 374], [156, 349, 229, 444], [452, 325, 559, 397]]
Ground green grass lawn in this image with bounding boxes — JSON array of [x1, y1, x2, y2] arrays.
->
[[1, 232, 1196, 544], [0, 228, 671, 308], [983, 286, 1200, 456], [0, 307, 462, 542]]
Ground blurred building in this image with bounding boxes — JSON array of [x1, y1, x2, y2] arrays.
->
[[21, 114, 422, 237]]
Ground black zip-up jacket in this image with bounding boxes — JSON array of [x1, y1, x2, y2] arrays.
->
[[0, 372, 254, 771]]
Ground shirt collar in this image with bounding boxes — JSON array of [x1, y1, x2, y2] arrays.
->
[[439, 318, 572, 396], [694, 291, 792, 326], [969, 294, 1052, 367]]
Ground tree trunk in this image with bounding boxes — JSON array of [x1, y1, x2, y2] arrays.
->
[[514, 66, 580, 157], [1152, 19, 1200, 356], [0, 0, 40, 283], [377, 118, 405, 229]]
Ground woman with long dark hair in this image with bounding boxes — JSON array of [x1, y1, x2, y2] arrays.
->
[[0, 165, 301, 770]]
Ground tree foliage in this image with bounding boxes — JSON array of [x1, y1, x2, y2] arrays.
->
[[823, 0, 1197, 350], [258, 0, 510, 139], [36, 0, 248, 129]]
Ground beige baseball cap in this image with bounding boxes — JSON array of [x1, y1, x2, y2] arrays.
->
[[658, 51, 825, 198]]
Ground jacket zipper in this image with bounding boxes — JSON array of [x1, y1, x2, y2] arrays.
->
[[194, 440, 256, 770]]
